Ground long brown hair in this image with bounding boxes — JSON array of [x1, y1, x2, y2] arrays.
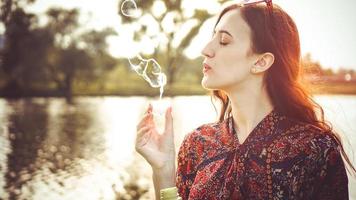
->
[[211, 3, 355, 174]]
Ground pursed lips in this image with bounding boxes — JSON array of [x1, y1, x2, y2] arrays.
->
[[203, 63, 212, 73]]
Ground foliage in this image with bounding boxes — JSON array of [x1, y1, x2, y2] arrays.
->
[[0, 4, 117, 102]]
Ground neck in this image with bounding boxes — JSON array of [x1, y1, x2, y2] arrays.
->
[[226, 84, 274, 143]]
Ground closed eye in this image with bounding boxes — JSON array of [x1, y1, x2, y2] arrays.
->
[[219, 34, 231, 46]]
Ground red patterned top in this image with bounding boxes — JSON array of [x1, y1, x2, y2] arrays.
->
[[176, 109, 348, 199]]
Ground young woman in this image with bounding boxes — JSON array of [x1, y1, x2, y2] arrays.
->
[[135, 0, 354, 199]]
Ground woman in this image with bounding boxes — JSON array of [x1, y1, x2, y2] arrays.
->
[[135, 1, 354, 199]]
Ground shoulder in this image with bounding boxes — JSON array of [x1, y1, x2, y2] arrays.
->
[[288, 118, 338, 148], [277, 117, 340, 157], [176, 121, 223, 176], [177, 120, 227, 163], [271, 117, 341, 160], [180, 120, 225, 147]]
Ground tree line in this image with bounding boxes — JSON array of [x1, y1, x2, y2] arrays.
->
[[0, 0, 118, 102]]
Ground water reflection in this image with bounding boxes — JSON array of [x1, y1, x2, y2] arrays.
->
[[4, 99, 49, 200], [0, 96, 355, 199], [0, 97, 149, 199]]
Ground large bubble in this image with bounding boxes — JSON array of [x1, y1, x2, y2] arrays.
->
[[128, 55, 167, 99]]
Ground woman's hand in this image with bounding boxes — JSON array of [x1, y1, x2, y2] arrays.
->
[[135, 104, 176, 171]]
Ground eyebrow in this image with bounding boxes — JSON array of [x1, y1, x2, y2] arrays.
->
[[213, 29, 233, 37]]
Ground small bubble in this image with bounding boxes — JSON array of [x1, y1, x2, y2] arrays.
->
[[120, 0, 140, 18]]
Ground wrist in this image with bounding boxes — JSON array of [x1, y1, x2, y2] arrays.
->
[[152, 167, 176, 188], [152, 159, 175, 173]]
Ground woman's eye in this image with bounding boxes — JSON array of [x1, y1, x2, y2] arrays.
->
[[219, 35, 229, 46], [219, 41, 228, 46]]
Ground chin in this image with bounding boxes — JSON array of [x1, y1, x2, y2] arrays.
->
[[201, 77, 237, 91], [201, 78, 219, 90]]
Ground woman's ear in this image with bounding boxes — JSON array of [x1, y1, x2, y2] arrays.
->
[[252, 52, 275, 73]]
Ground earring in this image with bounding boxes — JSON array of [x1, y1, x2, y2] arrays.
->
[[251, 68, 257, 73]]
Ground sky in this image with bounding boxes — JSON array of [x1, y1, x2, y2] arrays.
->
[[23, 0, 356, 71]]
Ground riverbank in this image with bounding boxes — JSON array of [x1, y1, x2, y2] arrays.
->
[[1, 82, 356, 98]]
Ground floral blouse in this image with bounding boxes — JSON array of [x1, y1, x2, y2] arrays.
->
[[175, 109, 348, 199]]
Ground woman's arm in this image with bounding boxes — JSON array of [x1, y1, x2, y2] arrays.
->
[[135, 105, 179, 199], [152, 165, 176, 200]]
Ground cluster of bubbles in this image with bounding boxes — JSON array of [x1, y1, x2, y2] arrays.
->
[[120, 0, 167, 100]]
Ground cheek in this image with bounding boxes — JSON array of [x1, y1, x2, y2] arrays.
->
[[202, 44, 252, 89], [202, 47, 250, 89], [218, 47, 251, 77], [202, 60, 250, 90]]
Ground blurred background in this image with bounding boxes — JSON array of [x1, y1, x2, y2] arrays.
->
[[0, 0, 355, 199]]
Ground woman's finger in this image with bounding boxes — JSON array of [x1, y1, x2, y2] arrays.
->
[[148, 103, 153, 113], [136, 104, 153, 129], [139, 130, 152, 147], [164, 106, 173, 134], [136, 127, 152, 150], [136, 113, 152, 131], [136, 125, 151, 140]]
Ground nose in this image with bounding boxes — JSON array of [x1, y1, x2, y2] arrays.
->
[[201, 42, 215, 58]]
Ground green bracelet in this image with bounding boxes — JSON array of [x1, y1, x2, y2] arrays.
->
[[160, 187, 180, 200]]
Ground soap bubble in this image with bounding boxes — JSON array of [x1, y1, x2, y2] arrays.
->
[[142, 59, 167, 88], [128, 54, 147, 75], [120, 0, 140, 18], [128, 55, 167, 99]]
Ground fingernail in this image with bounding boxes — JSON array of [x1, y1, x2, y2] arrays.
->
[[147, 103, 152, 113]]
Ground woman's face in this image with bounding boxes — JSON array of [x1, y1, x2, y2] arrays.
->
[[201, 9, 257, 91]]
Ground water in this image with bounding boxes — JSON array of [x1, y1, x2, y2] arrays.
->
[[0, 95, 355, 199]]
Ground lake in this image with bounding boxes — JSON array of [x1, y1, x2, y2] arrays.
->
[[0, 95, 355, 199]]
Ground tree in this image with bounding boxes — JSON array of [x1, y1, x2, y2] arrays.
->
[[0, 7, 49, 95], [0, 0, 36, 25], [45, 8, 117, 102], [0, 4, 117, 100], [118, 0, 227, 85], [0, 0, 60, 96]]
